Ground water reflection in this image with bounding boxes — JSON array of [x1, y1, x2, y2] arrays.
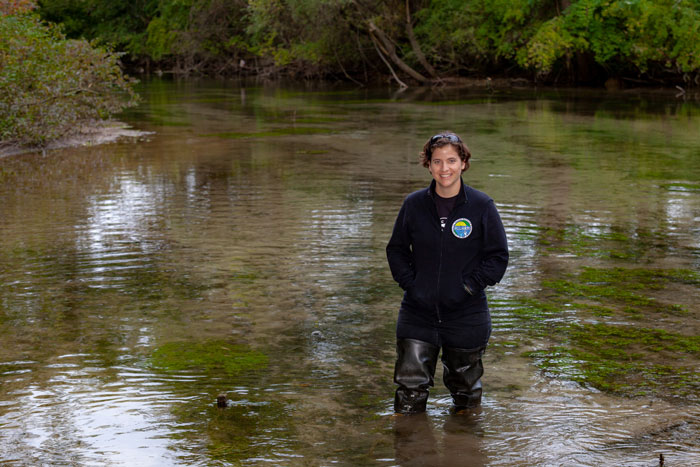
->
[[394, 412, 486, 467], [77, 175, 166, 288], [1, 81, 699, 465]]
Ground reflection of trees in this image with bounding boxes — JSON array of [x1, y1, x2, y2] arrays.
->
[[482, 93, 700, 403], [486, 97, 700, 286], [2, 82, 700, 464]]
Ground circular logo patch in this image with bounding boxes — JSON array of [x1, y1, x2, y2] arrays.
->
[[452, 218, 472, 239]]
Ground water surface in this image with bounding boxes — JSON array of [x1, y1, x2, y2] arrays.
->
[[1, 80, 699, 466]]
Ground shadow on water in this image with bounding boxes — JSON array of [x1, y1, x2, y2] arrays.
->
[[1, 78, 700, 465], [393, 411, 487, 467]]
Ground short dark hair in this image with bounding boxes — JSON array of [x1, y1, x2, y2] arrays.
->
[[419, 131, 471, 172]]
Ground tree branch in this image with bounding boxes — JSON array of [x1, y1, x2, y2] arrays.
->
[[405, 0, 439, 79], [334, 48, 365, 86], [368, 20, 428, 84], [369, 32, 407, 88]]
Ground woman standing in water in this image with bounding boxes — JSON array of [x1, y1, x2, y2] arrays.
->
[[386, 132, 509, 414]]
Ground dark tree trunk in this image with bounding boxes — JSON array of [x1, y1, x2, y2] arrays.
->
[[405, 0, 438, 79], [368, 20, 429, 84]]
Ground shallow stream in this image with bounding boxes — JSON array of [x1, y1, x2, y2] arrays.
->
[[1, 80, 699, 466]]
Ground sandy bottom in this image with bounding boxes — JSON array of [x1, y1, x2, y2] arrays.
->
[[0, 121, 153, 158]]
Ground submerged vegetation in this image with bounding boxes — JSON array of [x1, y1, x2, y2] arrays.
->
[[0, 1, 137, 148], [35, 0, 700, 86], [149, 340, 291, 462], [504, 265, 700, 400], [526, 323, 700, 398], [151, 340, 268, 375]]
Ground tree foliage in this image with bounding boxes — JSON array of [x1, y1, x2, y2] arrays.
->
[[0, 8, 137, 146], [32, 0, 700, 85], [521, 0, 700, 77]]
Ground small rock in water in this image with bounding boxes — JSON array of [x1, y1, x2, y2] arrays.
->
[[311, 330, 323, 338], [216, 393, 228, 408]]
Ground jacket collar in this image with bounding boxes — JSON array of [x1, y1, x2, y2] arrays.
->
[[427, 178, 468, 204]]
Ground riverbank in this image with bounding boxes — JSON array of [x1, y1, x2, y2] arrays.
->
[[0, 121, 152, 159]]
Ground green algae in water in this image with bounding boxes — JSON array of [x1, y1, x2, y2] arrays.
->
[[202, 127, 334, 139], [267, 116, 346, 124], [147, 118, 191, 127], [295, 149, 329, 155], [536, 224, 667, 260], [416, 98, 496, 106], [525, 323, 700, 398], [151, 340, 268, 375], [543, 267, 698, 315], [170, 395, 295, 463], [514, 267, 700, 399], [660, 182, 700, 192], [149, 341, 295, 463]]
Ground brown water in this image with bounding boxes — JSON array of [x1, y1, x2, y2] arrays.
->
[[1, 80, 699, 466]]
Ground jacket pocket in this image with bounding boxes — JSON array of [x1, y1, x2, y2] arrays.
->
[[407, 273, 432, 309], [441, 273, 470, 309]]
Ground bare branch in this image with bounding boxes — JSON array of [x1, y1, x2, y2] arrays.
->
[[368, 20, 428, 84], [369, 32, 408, 88], [405, 0, 439, 79]]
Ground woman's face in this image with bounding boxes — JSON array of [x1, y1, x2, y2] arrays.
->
[[428, 145, 465, 196]]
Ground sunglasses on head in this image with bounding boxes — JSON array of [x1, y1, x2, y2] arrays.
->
[[429, 134, 461, 145]]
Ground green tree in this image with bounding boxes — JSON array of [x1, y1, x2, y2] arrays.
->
[[33, 0, 700, 84], [520, 0, 700, 79], [0, 9, 137, 146]]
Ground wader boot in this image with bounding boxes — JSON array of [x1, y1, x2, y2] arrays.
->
[[441, 346, 485, 409], [394, 338, 440, 414]]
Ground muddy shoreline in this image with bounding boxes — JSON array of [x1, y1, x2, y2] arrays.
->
[[0, 120, 152, 159], [1, 79, 695, 160]]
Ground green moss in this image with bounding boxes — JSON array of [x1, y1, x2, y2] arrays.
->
[[202, 127, 334, 138], [0, 167, 16, 182], [494, 340, 521, 349], [660, 182, 700, 192], [151, 340, 268, 375], [578, 266, 699, 286], [287, 116, 346, 124], [147, 118, 191, 127], [542, 267, 697, 315], [230, 271, 258, 283], [571, 303, 615, 316], [167, 391, 294, 463], [323, 99, 398, 104], [536, 224, 668, 260], [417, 98, 495, 105], [512, 266, 700, 399], [525, 323, 700, 398], [543, 279, 656, 306], [295, 149, 329, 155], [568, 323, 700, 354]]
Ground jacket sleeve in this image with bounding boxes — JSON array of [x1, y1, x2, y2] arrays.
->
[[386, 200, 415, 290], [463, 200, 508, 293]]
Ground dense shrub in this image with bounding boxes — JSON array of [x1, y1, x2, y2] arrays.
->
[[0, 10, 137, 146], [519, 0, 700, 77], [33, 0, 700, 85]]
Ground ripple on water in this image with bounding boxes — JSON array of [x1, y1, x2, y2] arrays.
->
[[2, 84, 700, 466]]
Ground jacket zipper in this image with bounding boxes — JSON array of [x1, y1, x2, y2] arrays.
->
[[435, 223, 444, 324], [435, 194, 466, 324]]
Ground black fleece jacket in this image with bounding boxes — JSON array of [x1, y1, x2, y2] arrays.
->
[[386, 179, 508, 323]]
